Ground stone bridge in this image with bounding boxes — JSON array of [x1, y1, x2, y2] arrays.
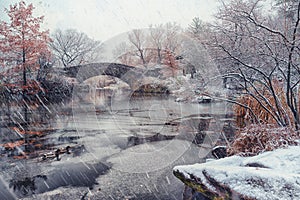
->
[[65, 63, 142, 87], [64, 63, 171, 94]]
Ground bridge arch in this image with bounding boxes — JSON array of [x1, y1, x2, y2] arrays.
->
[[65, 63, 141, 88]]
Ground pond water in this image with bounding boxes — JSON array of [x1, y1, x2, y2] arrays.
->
[[0, 91, 233, 199]]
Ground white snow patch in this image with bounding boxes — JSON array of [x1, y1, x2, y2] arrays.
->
[[174, 146, 300, 200]]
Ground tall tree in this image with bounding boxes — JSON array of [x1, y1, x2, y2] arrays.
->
[[187, 17, 211, 45], [188, 17, 206, 36], [163, 22, 181, 53], [120, 23, 183, 67], [50, 29, 102, 68], [149, 24, 164, 64], [276, 0, 299, 21], [0, 1, 51, 147], [128, 29, 148, 66], [205, 0, 300, 129], [0, 1, 50, 83]]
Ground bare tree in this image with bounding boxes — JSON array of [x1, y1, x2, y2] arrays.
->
[[149, 24, 164, 64], [50, 29, 102, 68], [128, 29, 148, 66], [203, 0, 300, 129], [124, 23, 183, 67], [112, 42, 134, 66], [163, 22, 182, 53]]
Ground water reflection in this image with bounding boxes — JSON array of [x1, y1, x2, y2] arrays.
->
[[9, 162, 109, 198], [1, 88, 234, 198], [9, 175, 47, 196]]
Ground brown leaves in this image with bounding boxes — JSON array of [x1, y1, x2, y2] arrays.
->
[[0, 0, 51, 75], [1, 140, 25, 149], [231, 79, 300, 156], [227, 124, 300, 156], [11, 127, 45, 137], [1, 80, 44, 95], [234, 79, 298, 127]]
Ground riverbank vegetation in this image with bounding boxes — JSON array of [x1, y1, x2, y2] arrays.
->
[[1, 0, 299, 159], [204, 0, 300, 155]]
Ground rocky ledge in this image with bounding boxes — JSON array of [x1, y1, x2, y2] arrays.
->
[[173, 146, 300, 200]]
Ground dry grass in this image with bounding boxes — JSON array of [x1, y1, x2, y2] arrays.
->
[[234, 80, 299, 128], [227, 124, 300, 156], [230, 80, 300, 156]]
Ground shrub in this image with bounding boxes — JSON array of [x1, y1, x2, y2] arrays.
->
[[227, 124, 300, 156], [234, 80, 299, 128]]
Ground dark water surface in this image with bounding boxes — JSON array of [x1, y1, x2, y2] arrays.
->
[[0, 93, 232, 199]]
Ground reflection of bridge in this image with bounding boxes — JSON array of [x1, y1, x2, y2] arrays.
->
[[65, 63, 141, 87]]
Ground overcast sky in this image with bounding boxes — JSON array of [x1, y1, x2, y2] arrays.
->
[[0, 0, 220, 41]]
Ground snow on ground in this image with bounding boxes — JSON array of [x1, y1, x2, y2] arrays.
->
[[173, 146, 300, 200]]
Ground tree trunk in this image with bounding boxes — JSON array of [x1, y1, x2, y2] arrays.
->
[[157, 48, 161, 64], [22, 48, 29, 151]]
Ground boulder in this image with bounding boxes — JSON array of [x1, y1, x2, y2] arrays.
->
[[127, 133, 175, 147], [173, 146, 300, 200], [193, 96, 212, 104], [211, 146, 227, 159]]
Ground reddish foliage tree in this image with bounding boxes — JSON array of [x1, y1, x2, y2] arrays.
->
[[162, 49, 179, 77], [0, 1, 51, 150], [0, 1, 51, 85]]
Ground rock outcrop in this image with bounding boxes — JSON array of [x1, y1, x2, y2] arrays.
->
[[173, 146, 300, 200]]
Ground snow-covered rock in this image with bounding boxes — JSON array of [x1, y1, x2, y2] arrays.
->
[[175, 97, 186, 102], [191, 95, 212, 103], [173, 146, 300, 200]]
